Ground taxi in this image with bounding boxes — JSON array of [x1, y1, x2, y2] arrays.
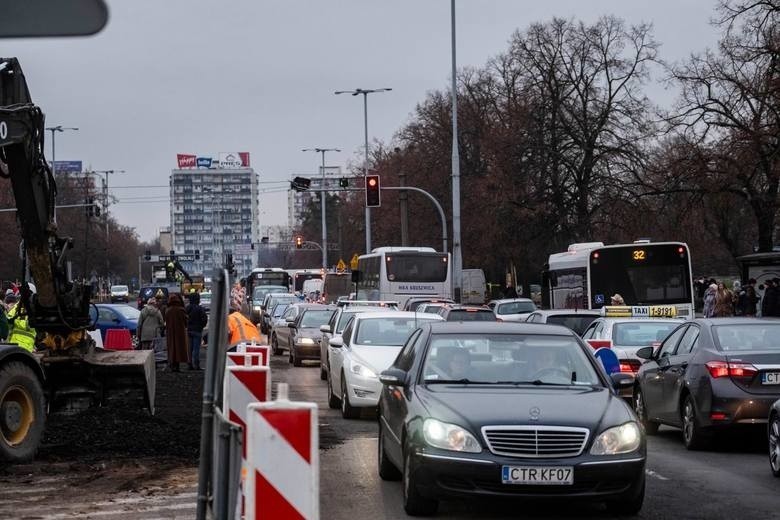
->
[[580, 306, 683, 375]]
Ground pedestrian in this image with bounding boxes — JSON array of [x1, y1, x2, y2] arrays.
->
[[762, 279, 776, 317], [227, 290, 261, 350], [503, 283, 518, 299], [768, 278, 780, 317], [7, 291, 36, 352], [610, 294, 625, 306], [185, 292, 208, 371], [732, 280, 745, 316], [714, 281, 734, 317], [745, 278, 759, 316], [137, 297, 164, 350], [165, 293, 189, 372], [703, 283, 717, 318]]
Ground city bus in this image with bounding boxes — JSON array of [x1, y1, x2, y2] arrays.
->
[[354, 247, 451, 308], [246, 267, 292, 296], [542, 241, 694, 318]]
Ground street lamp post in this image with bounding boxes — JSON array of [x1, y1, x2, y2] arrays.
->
[[334, 87, 391, 253], [450, 0, 463, 303], [302, 147, 340, 269], [45, 125, 78, 222]]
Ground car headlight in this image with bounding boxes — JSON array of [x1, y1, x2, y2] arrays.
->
[[296, 337, 316, 345], [350, 362, 377, 379], [253, 305, 261, 311], [423, 418, 481, 453], [590, 422, 641, 455]]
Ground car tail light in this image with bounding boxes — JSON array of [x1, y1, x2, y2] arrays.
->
[[620, 360, 641, 373], [710, 412, 728, 421], [705, 361, 758, 379]]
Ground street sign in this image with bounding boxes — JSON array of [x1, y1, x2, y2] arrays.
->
[[336, 259, 347, 272], [350, 254, 360, 270], [159, 254, 195, 262]]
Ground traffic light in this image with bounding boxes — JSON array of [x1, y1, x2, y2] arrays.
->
[[339, 177, 349, 188], [94, 202, 101, 217], [144, 250, 151, 261], [295, 235, 303, 249], [194, 249, 200, 260], [85, 197, 93, 217], [291, 176, 311, 192], [365, 174, 381, 207]]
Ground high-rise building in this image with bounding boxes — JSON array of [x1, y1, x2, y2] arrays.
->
[[170, 153, 258, 274]]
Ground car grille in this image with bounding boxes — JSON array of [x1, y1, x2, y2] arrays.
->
[[482, 426, 589, 458]]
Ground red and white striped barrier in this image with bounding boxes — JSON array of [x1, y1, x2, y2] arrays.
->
[[246, 383, 319, 520], [227, 352, 268, 369], [235, 343, 271, 366]]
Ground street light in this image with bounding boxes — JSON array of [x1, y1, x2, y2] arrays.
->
[[334, 87, 392, 253], [450, 0, 463, 303], [302, 147, 340, 269], [45, 125, 79, 176]]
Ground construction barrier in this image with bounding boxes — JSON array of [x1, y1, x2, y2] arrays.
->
[[239, 344, 271, 366], [227, 352, 267, 369], [246, 383, 319, 520], [104, 328, 133, 350]]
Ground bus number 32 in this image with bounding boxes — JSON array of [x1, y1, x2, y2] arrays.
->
[[632, 250, 646, 261]]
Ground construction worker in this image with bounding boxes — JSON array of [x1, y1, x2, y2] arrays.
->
[[227, 288, 261, 349], [7, 291, 36, 352]]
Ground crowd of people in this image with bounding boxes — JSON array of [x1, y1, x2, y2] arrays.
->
[[695, 277, 780, 317]]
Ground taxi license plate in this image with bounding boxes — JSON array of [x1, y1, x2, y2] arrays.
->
[[501, 466, 573, 485], [648, 305, 676, 318], [762, 372, 780, 385]]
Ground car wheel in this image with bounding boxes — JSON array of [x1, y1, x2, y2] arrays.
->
[[402, 445, 438, 516], [341, 375, 359, 419], [327, 372, 340, 409], [634, 387, 659, 435], [292, 348, 302, 367], [605, 472, 645, 515], [378, 416, 401, 481], [769, 413, 780, 477], [271, 334, 280, 355], [681, 394, 710, 450], [320, 363, 327, 381]]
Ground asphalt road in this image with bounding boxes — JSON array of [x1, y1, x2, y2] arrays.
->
[[269, 354, 780, 520]]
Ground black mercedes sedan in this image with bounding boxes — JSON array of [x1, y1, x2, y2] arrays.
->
[[634, 318, 780, 450], [377, 322, 645, 516]]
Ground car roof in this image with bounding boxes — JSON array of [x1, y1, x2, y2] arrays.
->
[[425, 321, 575, 336], [691, 317, 780, 326], [530, 309, 601, 316], [293, 303, 336, 310], [353, 311, 443, 320], [592, 317, 684, 325], [489, 298, 534, 304], [341, 306, 394, 315]]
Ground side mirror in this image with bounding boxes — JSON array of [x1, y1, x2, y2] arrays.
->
[[610, 372, 634, 390], [379, 368, 408, 386], [320, 324, 331, 333], [636, 346, 654, 360], [329, 337, 344, 348], [285, 316, 295, 323], [287, 321, 297, 328]]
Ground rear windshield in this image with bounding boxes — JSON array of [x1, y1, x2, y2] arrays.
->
[[299, 309, 335, 328], [545, 315, 598, 335], [111, 285, 128, 292], [612, 322, 678, 346], [496, 301, 536, 315], [713, 323, 780, 351], [446, 310, 496, 322]]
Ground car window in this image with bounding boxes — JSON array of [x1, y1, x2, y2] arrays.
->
[[675, 325, 700, 355], [612, 322, 678, 347], [282, 307, 296, 320], [272, 304, 289, 318], [395, 329, 423, 371], [341, 318, 355, 345], [713, 323, 780, 351], [114, 306, 140, 320], [353, 316, 439, 346], [446, 309, 495, 322], [658, 325, 687, 358], [98, 307, 116, 321], [496, 301, 536, 315], [582, 322, 597, 339], [547, 315, 598, 335], [299, 309, 335, 328]]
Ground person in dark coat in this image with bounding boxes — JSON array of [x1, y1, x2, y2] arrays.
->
[[186, 292, 208, 370], [165, 293, 189, 372]]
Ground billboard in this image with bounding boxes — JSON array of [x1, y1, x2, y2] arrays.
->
[[177, 154, 196, 168], [51, 160, 83, 173], [177, 152, 250, 169]]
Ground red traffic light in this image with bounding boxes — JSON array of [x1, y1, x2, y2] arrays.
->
[[365, 174, 381, 207]]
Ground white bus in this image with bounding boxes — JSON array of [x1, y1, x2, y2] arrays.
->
[[542, 241, 695, 318], [355, 247, 451, 308]]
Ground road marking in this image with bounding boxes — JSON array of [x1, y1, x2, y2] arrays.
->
[[645, 469, 669, 481]]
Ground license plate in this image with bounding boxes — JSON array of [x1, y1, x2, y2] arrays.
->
[[762, 372, 780, 385], [501, 466, 573, 485]]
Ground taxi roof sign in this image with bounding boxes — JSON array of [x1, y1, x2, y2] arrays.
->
[[601, 305, 678, 318]]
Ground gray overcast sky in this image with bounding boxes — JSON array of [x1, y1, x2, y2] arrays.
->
[[5, 0, 720, 242]]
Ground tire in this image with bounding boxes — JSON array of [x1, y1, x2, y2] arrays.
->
[[769, 413, 780, 477], [634, 387, 659, 435], [327, 372, 340, 409], [605, 472, 645, 515], [681, 394, 710, 450], [292, 347, 302, 367], [341, 375, 359, 419], [320, 364, 327, 381], [271, 334, 280, 355], [0, 361, 46, 463], [402, 446, 438, 516], [378, 416, 401, 481]]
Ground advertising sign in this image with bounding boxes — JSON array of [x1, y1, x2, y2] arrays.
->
[[177, 154, 196, 168], [196, 157, 213, 168], [218, 152, 250, 168], [51, 160, 83, 174]]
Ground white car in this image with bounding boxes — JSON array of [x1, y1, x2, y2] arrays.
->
[[110, 284, 130, 303], [488, 298, 537, 322], [326, 311, 443, 418]]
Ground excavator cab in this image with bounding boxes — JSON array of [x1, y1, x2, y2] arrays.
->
[[0, 57, 154, 460]]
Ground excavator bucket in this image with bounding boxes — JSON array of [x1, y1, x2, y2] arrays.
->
[[39, 347, 155, 415]]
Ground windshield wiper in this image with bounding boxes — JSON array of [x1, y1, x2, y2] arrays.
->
[[492, 380, 573, 386], [424, 378, 487, 385]]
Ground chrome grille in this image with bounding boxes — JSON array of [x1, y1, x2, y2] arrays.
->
[[482, 426, 589, 458]]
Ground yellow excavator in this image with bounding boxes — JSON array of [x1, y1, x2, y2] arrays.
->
[[0, 56, 154, 462]]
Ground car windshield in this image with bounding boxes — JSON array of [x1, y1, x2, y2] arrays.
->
[[546, 315, 598, 335], [269, 295, 296, 308], [272, 304, 289, 318], [496, 301, 536, 315], [299, 309, 335, 328], [612, 322, 678, 346], [713, 323, 780, 351], [113, 305, 140, 320], [422, 334, 601, 385], [419, 304, 445, 314], [354, 317, 440, 346], [446, 309, 495, 322], [111, 285, 128, 292], [336, 307, 391, 333], [254, 285, 287, 301]]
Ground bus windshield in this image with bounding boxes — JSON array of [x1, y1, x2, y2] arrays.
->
[[589, 246, 692, 307], [385, 253, 448, 283]]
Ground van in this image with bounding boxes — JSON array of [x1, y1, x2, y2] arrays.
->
[[322, 272, 352, 304], [302, 278, 324, 300], [461, 269, 487, 304]]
